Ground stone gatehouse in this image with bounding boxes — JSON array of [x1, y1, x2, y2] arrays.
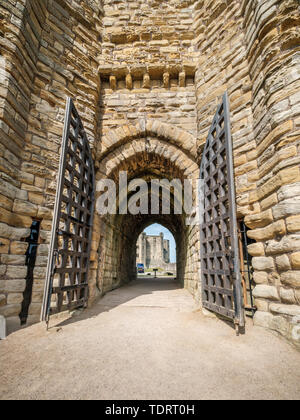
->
[[0, 0, 299, 348]]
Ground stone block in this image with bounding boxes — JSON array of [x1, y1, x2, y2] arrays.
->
[[253, 311, 274, 329], [252, 285, 280, 301], [37, 244, 49, 256], [276, 254, 291, 271], [0, 294, 6, 307], [0, 265, 6, 276], [0, 224, 30, 241], [253, 271, 268, 284], [265, 235, 300, 255], [270, 315, 289, 335], [254, 299, 269, 312], [248, 220, 286, 242], [286, 215, 300, 233], [291, 252, 300, 269], [1, 255, 26, 265], [7, 293, 23, 305], [245, 209, 273, 229], [252, 257, 275, 271], [0, 315, 6, 340], [6, 266, 27, 279], [0, 304, 21, 318], [261, 193, 278, 211], [247, 242, 265, 257], [10, 241, 28, 255], [0, 238, 10, 254], [280, 287, 296, 304], [270, 303, 300, 317], [28, 303, 42, 315], [272, 197, 300, 220], [278, 181, 300, 201]]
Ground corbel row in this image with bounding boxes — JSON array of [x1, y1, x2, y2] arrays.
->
[[105, 69, 192, 91]]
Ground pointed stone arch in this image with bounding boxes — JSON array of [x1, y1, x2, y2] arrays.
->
[[96, 120, 197, 162]]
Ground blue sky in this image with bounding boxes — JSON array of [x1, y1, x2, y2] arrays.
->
[[143, 224, 177, 263]]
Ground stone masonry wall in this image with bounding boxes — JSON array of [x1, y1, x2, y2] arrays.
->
[[97, 0, 199, 155], [0, 0, 48, 320], [0, 0, 103, 324], [242, 0, 300, 348], [0, 0, 299, 348]]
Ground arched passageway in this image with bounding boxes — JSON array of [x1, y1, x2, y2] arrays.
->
[[90, 127, 201, 305]]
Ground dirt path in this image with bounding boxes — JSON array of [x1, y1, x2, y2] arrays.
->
[[0, 277, 300, 400]]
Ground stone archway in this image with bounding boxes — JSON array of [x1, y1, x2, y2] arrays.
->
[[88, 123, 201, 306]]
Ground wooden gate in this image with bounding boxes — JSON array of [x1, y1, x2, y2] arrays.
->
[[199, 92, 245, 329], [41, 98, 95, 323]]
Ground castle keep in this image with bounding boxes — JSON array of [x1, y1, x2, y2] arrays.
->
[[137, 232, 172, 270], [0, 0, 299, 348]]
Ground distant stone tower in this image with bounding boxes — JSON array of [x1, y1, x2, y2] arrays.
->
[[137, 232, 170, 269]]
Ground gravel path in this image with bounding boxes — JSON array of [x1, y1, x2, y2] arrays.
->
[[0, 277, 300, 400]]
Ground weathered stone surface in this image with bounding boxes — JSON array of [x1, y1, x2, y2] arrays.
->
[[0, 224, 30, 241], [247, 242, 265, 257], [37, 244, 49, 256], [276, 255, 291, 271], [0, 238, 10, 254], [7, 293, 23, 305], [253, 311, 274, 329], [278, 182, 300, 201], [248, 221, 286, 242], [245, 209, 273, 229], [0, 294, 6, 307], [270, 304, 300, 318], [253, 285, 280, 301], [281, 271, 300, 288], [0, 0, 299, 347], [254, 299, 269, 312], [290, 252, 300, 269], [28, 303, 42, 315], [280, 287, 296, 304], [0, 304, 22, 318], [265, 235, 300, 255], [10, 242, 28, 255], [1, 255, 26, 265], [252, 257, 275, 272], [0, 315, 5, 340], [272, 197, 300, 220], [12, 200, 38, 217], [253, 271, 268, 285], [6, 266, 27, 279], [4, 280, 26, 293], [286, 215, 300, 233]]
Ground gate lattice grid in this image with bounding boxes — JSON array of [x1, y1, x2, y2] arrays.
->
[[41, 98, 95, 322], [200, 93, 245, 328]]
